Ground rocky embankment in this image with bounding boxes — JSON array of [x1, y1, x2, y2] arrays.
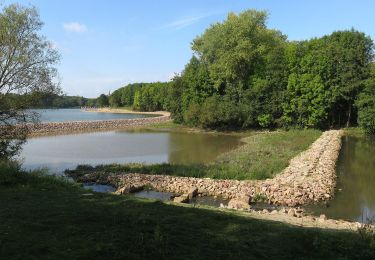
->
[[74, 130, 344, 208], [25, 112, 171, 135], [71, 129, 370, 230], [259, 130, 344, 206]]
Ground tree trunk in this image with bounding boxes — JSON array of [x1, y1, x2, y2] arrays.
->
[[346, 103, 352, 128]]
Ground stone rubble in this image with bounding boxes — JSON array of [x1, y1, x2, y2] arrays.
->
[[24, 113, 171, 135], [73, 129, 375, 230], [81, 130, 344, 207]]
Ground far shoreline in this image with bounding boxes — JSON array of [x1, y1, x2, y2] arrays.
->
[[82, 107, 170, 117]]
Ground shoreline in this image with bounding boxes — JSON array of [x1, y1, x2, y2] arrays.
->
[[67, 130, 361, 230], [70, 130, 343, 207], [83, 107, 170, 117], [24, 109, 171, 136]]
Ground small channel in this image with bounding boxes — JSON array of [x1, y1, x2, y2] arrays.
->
[[83, 183, 116, 193], [132, 190, 230, 207], [82, 184, 231, 208], [305, 135, 375, 222]]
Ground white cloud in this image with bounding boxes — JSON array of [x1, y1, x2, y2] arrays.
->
[[63, 22, 88, 33], [160, 13, 213, 31]]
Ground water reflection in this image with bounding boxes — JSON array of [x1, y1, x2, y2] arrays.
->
[[19, 129, 241, 174], [307, 136, 375, 222]]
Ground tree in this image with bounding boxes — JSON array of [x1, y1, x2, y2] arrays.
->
[[282, 73, 333, 128], [323, 30, 374, 127], [283, 30, 373, 128], [357, 63, 375, 134], [0, 4, 60, 159], [96, 94, 109, 107], [180, 9, 288, 128]]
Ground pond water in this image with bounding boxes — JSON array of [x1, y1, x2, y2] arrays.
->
[[307, 136, 375, 222], [132, 190, 229, 207], [20, 129, 241, 173], [133, 190, 174, 201], [32, 108, 154, 122], [83, 183, 117, 193]]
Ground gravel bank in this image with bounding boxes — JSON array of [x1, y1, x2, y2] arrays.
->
[[24, 112, 171, 136]]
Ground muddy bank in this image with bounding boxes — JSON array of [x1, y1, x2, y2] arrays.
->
[[24, 112, 171, 136]]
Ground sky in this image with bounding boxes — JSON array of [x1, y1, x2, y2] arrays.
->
[[2, 0, 375, 98]]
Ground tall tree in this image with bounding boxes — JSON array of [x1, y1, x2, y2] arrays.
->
[[0, 4, 60, 159], [357, 63, 375, 134], [96, 94, 109, 107]]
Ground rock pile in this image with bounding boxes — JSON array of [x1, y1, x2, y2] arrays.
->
[[25, 113, 171, 135], [259, 130, 344, 206], [79, 130, 344, 208]]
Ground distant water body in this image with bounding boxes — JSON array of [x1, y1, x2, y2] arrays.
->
[[32, 108, 154, 123]]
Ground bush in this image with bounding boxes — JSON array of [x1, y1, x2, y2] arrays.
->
[[257, 114, 272, 128], [183, 102, 201, 126]]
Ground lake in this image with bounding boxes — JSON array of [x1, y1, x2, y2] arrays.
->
[[307, 135, 375, 222], [20, 129, 242, 173], [33, 108, 154, 122]]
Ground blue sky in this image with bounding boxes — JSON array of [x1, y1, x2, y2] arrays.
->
[[3, 0, 375, 97]]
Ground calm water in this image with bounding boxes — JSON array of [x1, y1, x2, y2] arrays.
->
[[83, 183, 117, 193], [132, 190, 229, 207], [33, 108, 154, 122], [20, 129, 241, 173], [307, 136, 375, 222]]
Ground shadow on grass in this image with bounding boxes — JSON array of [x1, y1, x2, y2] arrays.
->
[[1, 168, 374, 259]]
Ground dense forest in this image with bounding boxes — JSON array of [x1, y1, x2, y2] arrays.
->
[[108, 82, 171, 111], [104, 10, 375, 133]]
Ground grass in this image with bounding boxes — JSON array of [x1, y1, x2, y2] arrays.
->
[[66, 129, 322, 181], [143, 120, 183, 130], [345, 127, 366, 138], [1, 163, 375, 259]]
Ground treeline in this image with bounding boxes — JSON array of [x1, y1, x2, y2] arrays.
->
[[109, 82, 171, 111], [106, 10, 375, 133], [33, 94, 90, 108], [3, 93, 106, 109]]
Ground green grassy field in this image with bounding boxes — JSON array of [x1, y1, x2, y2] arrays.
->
[[1, 163, 374, 259], [67, 129, 322, 181]]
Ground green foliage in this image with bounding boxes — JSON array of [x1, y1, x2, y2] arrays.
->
[[0, 4, 60, 159], [107, 82, 171, 111], [96, 94, 109, 107], [105, 10, 374, 133], [282, 73, 333, 128], [357, 64, 375, 134], [284, 30, 374, 128], [257, 114, 272, 128]]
